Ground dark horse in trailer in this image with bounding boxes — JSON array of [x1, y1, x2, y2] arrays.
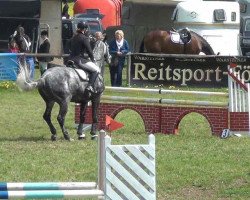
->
[[16, 61, 105, 141], [140, 29, 215, 55]]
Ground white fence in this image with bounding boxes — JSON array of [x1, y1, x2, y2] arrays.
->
[[228, 65, 249, 112], [99, 130, 156, 200]]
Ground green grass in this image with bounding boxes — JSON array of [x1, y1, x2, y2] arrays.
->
[[0, 68, 250, 199]]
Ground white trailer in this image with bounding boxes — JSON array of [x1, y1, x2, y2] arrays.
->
[[172, 0, 241, 55]]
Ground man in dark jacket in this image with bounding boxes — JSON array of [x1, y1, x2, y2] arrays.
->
[[68, 21, 100, 93], [37, 30, 53, 75]]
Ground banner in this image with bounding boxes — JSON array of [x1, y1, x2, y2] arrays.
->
[[0, 53, 18, 81], [128, 54, 250, 88]]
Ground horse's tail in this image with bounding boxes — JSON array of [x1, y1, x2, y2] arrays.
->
[[16, 61, 38, 91], [139, 37, 145, 53]]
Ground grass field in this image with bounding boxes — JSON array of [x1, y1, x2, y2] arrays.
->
[[0, 66, 249, 199]]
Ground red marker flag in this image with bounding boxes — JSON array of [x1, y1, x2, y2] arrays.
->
[[230, 62, 237, 68], [105, 115, 124, 132]]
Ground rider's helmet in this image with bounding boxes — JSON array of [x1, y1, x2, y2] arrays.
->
[[77, 21, 88, 30]]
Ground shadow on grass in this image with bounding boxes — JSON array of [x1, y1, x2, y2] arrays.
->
[[0, 136, 51, 142]]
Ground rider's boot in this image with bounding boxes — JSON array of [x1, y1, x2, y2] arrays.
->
[[86, 71, 98, 93]]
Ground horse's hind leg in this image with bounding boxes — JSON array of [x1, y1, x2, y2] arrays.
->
[[90, 96, 101, 140], [77, 101, 88, 140], [43, 101, 57, 141], [57, 101, 71, 141]]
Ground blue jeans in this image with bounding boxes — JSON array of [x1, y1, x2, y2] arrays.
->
[[110, 64, 123, 87], [26, 57, 35, 80]]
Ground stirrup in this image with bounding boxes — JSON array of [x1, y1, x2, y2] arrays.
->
[[86, 85, 94, 93]]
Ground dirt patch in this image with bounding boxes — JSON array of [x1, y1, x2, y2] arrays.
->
[[158, 187, 231, 200]]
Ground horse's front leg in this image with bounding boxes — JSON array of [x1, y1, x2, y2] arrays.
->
[[90, 97, 100, 140], [77, 101, 88, 140], [57, 100, 72, 141]]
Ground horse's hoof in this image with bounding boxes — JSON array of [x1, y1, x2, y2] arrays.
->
[[51, 135, 57, 141], [64, 134, 71, 141], [68, 138, 74, 142], [78, 133, 86, 140], [91, 135, 98, 140]]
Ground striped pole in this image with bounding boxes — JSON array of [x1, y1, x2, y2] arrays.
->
[[0, 190, 104, 199], [0, 182, 96, 191]]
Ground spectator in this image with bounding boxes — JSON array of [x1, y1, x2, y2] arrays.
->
[[62, 0, 70, 19], [108, 30, 129, 87], [14, 25, 35, 80], [37, 30, 53, 75], [93, 31, 111, 77], [8, 35, 19, 53]]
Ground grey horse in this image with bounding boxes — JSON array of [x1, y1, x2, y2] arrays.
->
[[16, 62, 105, 141]]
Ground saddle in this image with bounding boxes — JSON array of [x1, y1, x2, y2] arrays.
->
[[67, 60, 89, 81], [170, 28, 192, 44]]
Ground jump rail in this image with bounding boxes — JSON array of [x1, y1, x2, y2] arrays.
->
[[101, 95, 228, 107], [105, 86, 228, 97]]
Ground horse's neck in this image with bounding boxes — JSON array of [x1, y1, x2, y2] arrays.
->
[[191, 31, 214, 55]]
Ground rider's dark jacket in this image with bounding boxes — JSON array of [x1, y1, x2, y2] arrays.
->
[[69, 30, 95, 63]]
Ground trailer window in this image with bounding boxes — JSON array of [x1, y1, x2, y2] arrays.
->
[[214, 9, 226, 21], [245, 19, 250, 31], [62, 23, 73, 40], [231, 12, 236, 21]]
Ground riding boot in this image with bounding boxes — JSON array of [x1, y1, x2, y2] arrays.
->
[[86, 71, 99, 93]]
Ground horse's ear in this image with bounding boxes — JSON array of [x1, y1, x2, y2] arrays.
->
[[171, 27, 177, 32]]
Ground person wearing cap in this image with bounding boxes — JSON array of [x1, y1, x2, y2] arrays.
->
[[68, 21, 100, 93], [37, 30, 53, 75]]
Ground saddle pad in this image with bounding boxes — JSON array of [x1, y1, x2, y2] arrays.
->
[[170, 31, 184, 44], [75, 69, 88, 81]]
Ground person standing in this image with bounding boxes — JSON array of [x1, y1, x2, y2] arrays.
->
[[62, 0, 70, 19], [8, 35, 19, 53], [93, 31, 111, 77], [108, 30, 129, 87], [14, 25, 35, 80], [68, 21, 100, 93], [37, 30, 53, 75]]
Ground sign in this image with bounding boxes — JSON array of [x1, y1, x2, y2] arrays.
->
[[128, 54, 250, 88], [0, 53, 18, 81]]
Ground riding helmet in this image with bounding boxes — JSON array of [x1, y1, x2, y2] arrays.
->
[[77, 22, 88, 30]]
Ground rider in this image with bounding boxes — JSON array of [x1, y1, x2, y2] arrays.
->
[[68, 21, 100, 93]]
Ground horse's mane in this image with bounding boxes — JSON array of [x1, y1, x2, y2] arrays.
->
[[190, 30, 215, 55]]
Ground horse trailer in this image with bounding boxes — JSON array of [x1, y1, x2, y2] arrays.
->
[[172, 0, 241, 55], [106, 0, 186, 52]]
